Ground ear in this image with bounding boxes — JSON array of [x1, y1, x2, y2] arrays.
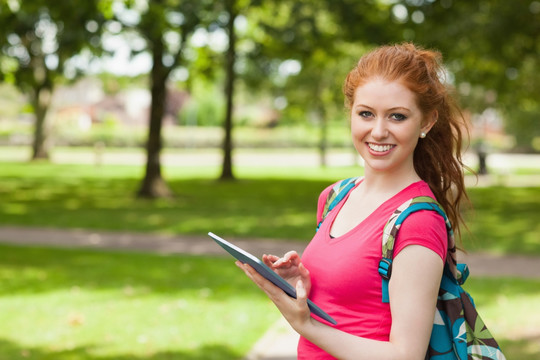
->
[[421, 110, 438, 136]]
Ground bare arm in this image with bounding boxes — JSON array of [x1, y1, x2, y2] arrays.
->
[[237, 245, 443, 360]]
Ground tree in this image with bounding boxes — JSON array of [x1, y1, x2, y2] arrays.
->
[[219, 0, 239, 180], [242, 0, 404, 165], [0, 1, 106, 160], [237, 0, 344, 166], [111, 0, 211, 197], [394, 0, 540, 150]]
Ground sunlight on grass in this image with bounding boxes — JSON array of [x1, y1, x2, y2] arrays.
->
[[463, 187, 540, 254], [466, 277, 540, 359], [2, 203, 28, 215], [0, 245, 279, 360], [0, 161, 538, 253], [0, 155, 538, 360], [0, 291, 276, 358], [0, 246, 538, 360]]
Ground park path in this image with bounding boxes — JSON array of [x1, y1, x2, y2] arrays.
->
[[1, 226, 539, 279], [1, 226, 539, 360]]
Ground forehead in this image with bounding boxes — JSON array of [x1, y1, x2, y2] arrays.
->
[[353, 79, 419, 109]]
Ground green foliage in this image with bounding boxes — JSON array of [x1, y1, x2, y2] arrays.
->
[[0, 244, 278, 359], [394, 0, 540, 150], [0, 1, 107, 88], [178, 84, 225, 127], [0, 83, 25, 119], [0, 0, 110, 158]]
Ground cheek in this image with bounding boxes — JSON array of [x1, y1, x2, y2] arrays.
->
[[350, 123, 369, 153], [350, 119, 366, 138]]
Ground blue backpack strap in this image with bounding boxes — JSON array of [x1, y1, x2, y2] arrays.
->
[[316, 177, 359, 231], [378, 197, 452, 303]]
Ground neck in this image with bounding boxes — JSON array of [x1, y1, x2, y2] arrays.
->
[[361, 167, 422, 194]]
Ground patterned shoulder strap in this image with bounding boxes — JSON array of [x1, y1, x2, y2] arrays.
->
[[316, 177, 359, 231], [377, 198, 506, 359], [378, 196, 459, 303]]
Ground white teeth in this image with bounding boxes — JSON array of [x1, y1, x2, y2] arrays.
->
[[368, 143, 393, 152]]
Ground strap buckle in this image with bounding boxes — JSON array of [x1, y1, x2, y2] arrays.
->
[[378, 258, 393, 280]]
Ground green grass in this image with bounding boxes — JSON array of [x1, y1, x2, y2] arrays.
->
[[0, 159, 538, 359], [0, 161, 538, 254], [0, 244, 279, 360], [0, 244, 537, 359], [464, 187, 540, 254], [464, 278, 540, 359]]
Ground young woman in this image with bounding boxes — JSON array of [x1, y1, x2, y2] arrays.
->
[[237, 43, 469, 359]]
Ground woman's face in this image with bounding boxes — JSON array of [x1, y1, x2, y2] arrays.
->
[[350, 78, 433, 177]]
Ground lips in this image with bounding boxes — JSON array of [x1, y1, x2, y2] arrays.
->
[[367, 142, 395, 153]]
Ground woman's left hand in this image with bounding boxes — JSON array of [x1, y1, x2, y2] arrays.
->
[[236, 261, 313, 332]]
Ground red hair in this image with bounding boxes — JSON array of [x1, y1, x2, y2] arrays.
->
[[343, 43, 469, 242]]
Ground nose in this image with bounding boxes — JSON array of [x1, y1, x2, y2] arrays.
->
[[371, 118, 388, 140]]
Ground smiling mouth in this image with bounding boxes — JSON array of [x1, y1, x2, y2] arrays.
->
[[367, 143, 395, 152]]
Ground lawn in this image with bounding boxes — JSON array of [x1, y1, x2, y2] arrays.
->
[[0, 161, 538, 255], [0, 244, 279, 360], [0, 158, 538, 359], [465, 278, 540, 359], [0, 244, 537, 359]]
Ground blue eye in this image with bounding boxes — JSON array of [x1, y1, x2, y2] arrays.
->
[[390, 113, 407, 121], [359, 111, 373, 118]]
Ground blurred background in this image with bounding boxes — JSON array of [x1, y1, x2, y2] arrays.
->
[[0, 0, 538, 359]]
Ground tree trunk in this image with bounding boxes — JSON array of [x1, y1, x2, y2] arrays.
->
[[137, 37, 172, 198], [31, 85, 52, 160], [220, 0, 237, 181]]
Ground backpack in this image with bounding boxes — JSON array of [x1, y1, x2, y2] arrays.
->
[[317, 177, 506, 360]]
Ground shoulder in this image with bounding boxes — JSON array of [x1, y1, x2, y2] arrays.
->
[[393, 183, 448, 261], [400, 209, 447, 235], [317, 183, 335, 205], [316, 182, 338, 223]]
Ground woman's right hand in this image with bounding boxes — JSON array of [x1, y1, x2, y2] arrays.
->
[[262, 251, 311, 296]]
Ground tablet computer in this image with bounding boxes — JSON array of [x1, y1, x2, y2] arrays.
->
[[208, 232, 337, 325]]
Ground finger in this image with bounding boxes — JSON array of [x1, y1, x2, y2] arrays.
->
[[285, 251, 302, 266], [298, 263, 310, 277], [262, 255, 272, 266], [235, 261, 251, 278], [262, 254, 279, 266], [296, 279, 307, 301], [283, 251, 298, 261], [236, 261, 260, 282], [236, 262, 283, 296], [266, 254, 280, 261], [274, 251, 299, 267]]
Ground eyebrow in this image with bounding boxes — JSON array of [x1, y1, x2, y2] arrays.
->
[[354, 104, 411, 112]]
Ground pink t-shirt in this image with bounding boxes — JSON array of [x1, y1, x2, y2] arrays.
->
[[298, 180, 448, 359]]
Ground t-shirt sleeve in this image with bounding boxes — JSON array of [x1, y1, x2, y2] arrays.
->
[[393, 210, 448, 261], [316, 184, 335, 225]]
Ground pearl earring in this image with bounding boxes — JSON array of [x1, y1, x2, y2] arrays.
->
[[420, 132, 426, 138]]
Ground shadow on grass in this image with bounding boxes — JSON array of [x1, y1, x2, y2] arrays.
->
[[464, 186, 540, 254], [0, 244, 258, 297], [1, 164, 539, 252], [0, 338, 243, 360], [0, 170, 331, 240]]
